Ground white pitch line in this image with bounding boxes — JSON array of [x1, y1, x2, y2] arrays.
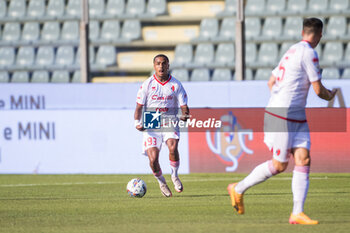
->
[[0, 177, 329, 188]]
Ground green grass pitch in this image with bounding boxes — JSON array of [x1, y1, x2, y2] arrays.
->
[[0, 173, 349, 233]]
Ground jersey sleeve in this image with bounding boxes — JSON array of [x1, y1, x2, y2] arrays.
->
[[176, 82, 188, 106], [136, 81, 148, 105], [272, 65, 279, 78], [302, 48, 321, 82]]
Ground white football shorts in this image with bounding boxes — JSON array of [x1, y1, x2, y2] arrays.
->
[[142, 130, 180, 156], [263, 112, 310, 162]]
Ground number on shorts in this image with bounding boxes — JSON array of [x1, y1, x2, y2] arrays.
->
[[147, 137, 157, 146]]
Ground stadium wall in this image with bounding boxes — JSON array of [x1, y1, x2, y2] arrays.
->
[[0, 80, 349, 174]]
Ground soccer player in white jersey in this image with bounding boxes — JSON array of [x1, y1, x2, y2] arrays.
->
[[227, 18, 337, 224], [134, 54, 190, 197]]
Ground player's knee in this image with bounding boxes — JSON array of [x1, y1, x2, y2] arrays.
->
[[273, 160, 288, 173], [296, 157, 311, 166]]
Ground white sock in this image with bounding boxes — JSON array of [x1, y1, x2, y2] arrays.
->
[[235, 160, 279, 194], [292, 166, 310, 215], [170, 160, 180, 178], [153, 169, 166, 186]]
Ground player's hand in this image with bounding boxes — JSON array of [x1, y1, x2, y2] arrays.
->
[[180, 114, 190, 122], [328, 88, 337, 101], [136, 125, 145, 131]]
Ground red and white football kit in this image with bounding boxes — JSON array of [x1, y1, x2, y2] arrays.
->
[[136, 74, 188, 153], [264, 40, 321, 162]]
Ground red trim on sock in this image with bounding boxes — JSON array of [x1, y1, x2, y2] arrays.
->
[[153, 170, 163, 177], [268, 160, 279, 175], [294, 166, 310, 173]]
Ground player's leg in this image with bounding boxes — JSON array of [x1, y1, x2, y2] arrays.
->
[[228, 115, 290, 214], [166, 136, 183, 193], [144, 132, 172, 197], [289, 147, 318, 224]]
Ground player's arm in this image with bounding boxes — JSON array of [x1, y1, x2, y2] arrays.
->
[[134, 103, 145, 131], [180, 105, 190, 121], [267, 75, 276, 91], [311, 80, 337, 101]]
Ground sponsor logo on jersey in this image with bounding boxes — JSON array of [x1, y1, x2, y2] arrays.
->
[[151, 95, 174, 101]]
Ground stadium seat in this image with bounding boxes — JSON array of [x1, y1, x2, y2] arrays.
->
[[191, 68, 210, 82], [322, 68, 340, 79], [8, 0, 26, 18], [214, 43, 234, 66], [147, 0, 167, 15], [11, 71, 29, 83], [0, 0, 6, 19], [89, 20, 100, 41], [2, 22, 21, 42], [89, 0, 105, 17], [51, 71, 70, 83], [245, 68, 253, 80], [55, 46, 75, 67], [72, 71, 81, 82], [261, 17, 282, 39], [282, 17, 302, 40], [171, 69, 189, 82], [194, 18, 219, 42], [16, 47, 35, 67], [100, 20, 121, 42], [31, 71, 50, 83], [117, 50, 173, 69], [245, 17, 261, 39], [329, 0, 349, 13], [245, 43, 257, 65], [75, 46, 95, 65], [212, 68, 232, 81], [326, 16, 346, 39], [35, 46, 55, 67], [27, 0, 46, 18], [266, 0, 286, 13], [106, 0, 125, 17], [341, 68, 350, 79], [0, 71, 9, 82], [308, 0, 328, 13], [287, 0, 306, 12], [47, 0, 65, 18], [121, 20, 141, 41], [172, 44, 193, 68], [125, 0, 145, 16], [336, 42, 350, 67], [255, 68, 272, 80], [193, 43, 214, 66], [257, 43, 278, 65], [343, 42, 350, 62], [279, 42, 293, 59], [143, 25, 199, 43], [61, 21, 79, 41], [41, 22, 60, 41], [22, 22, 40, 42], [168, 1, 224, 17], [321, 42, 343, 66], [95, 45, 116, 66], [217, 0, 236, 16], [66, 0, 81, 17], [0, 47, 15, 67], [245, 0, 265, 15], [215, 17, 235, 41]]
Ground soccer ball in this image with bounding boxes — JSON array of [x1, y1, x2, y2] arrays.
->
[[126, 178, 147, 198]]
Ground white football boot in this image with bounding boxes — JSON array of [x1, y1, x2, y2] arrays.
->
[[171, 176, 183, 193]]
